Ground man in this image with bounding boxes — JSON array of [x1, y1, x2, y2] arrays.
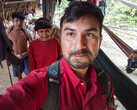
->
[[0, 1, 114, 110], [6, 12, 32, 81]]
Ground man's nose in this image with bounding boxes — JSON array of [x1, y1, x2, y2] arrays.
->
[[74, 34, 86, 49]]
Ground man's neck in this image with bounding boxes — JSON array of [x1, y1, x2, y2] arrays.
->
[[71, 66, 89, 81]]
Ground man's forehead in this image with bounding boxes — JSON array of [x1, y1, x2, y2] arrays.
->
[[62, 15, 99, 26], [62, 17, 99, 30]]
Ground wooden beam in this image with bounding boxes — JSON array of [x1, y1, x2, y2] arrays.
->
[[3, 0, 35, 5]]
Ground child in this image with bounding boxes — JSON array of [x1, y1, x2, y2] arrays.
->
[[7, 12, 32, 81], [28, 18, 62, 72]]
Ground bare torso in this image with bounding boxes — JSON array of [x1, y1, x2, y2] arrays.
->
[[8, 29, 28, 56]]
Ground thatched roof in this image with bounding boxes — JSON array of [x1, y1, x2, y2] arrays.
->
[[0, 0, 39, 20]]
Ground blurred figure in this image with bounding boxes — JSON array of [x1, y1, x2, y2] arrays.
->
[[91, 0, 97, 5], [31, 9, 35, 17], [98, 0, 106, 16], [129, 50, 137, 60]]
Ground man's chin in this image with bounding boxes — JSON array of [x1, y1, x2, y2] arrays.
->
[[69, 62, 90, 69], [68, 59, 92, 69]]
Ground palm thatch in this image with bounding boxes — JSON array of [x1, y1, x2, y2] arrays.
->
[[0, 0, 39, 20]]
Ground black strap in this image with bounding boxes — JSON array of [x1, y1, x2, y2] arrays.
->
[[42, 60, 116, 110], [93, 64, 117, 109], [42, 60, 61, 110]]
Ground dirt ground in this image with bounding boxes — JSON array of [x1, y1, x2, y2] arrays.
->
[[0, 28, 137, 109], [0, 61, 26, 94]]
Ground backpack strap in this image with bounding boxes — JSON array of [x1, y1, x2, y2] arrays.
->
[[93, 64, 117, 110], [42, 61, 117, 110], [42, 60, 61, 110]]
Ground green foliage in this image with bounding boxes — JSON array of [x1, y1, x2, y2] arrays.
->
[[55, 0, 69, 12], [105, 0, 137, 28], [53, 0, 137, 28]]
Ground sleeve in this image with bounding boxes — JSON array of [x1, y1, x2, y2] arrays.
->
[[28, 43, 36, 72], [0, 70, 48, 110]]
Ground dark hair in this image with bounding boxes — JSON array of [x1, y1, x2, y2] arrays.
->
[[12, 12, 25, 20], [34, 18, 51, 31], [60, 1, 104, 36], [35, 17, 50, 24]]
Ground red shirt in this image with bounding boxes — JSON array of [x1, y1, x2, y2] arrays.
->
[[91, 0, 97, 4], [0, 58, 114, 110], [28, 37, 62, 72]]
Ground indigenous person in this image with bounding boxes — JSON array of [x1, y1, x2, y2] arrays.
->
[[0, 2, 115, 110], [6, 12, 32, 81], [28, 18, 62, 72]]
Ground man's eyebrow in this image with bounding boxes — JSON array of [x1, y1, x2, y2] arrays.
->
[[85, 28, 97, 32], [64, 27, 75, 31]]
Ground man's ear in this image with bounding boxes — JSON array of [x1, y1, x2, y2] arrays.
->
[[99, 35, 103, 47]]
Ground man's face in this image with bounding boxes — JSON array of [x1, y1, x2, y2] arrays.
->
[[61, 15, 103, 69], [37, 28, 51, 41], [13, 18, 24, 29]]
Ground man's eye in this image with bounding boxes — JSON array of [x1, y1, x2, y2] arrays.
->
[[67, 33, 74, 37], [85, 33, 93, 37]]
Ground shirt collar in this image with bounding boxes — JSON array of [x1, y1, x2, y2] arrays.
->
[[60, 58, 97, 88]]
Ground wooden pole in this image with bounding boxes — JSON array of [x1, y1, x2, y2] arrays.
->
[[42, 0, 46, 18]]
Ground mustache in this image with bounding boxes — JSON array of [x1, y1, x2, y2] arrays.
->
[[69, 49, 92, 56]]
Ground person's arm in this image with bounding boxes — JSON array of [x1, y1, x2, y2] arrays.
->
[[28, 44, 36, 72], [20, 51, 28, 59], [0, 70, 48, 110]]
